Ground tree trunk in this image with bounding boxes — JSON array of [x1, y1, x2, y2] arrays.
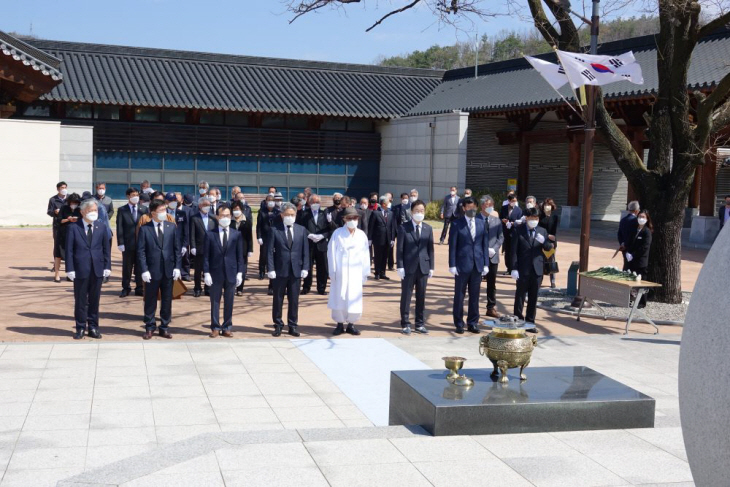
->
[[644, 199, 685, 303]]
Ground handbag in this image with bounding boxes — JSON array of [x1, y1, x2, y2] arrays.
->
[[544, 260, 559, 275]]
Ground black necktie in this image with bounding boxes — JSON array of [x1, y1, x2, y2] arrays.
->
[[416, 224, 421, 245], [287, 226, 293, 248], [87, 224, 93, 245], [132, 206, 136, 222], [157, 223, 163, 247], [223, 228, 228, 249]]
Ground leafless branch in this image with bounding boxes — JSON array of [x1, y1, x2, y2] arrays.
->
[[698, 9, 730, 37], [366, 0, 422, 32]]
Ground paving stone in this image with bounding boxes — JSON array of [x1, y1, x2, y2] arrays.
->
[[215, 443, 315, 470], [222, 466, 328, 487], [319, 463, 432, 487], [305, 438, 407, 466]]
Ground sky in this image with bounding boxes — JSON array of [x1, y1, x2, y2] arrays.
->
[[0, 0, 636, 65]]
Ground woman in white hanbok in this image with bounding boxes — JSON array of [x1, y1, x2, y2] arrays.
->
[[327, 207, 370, 335]]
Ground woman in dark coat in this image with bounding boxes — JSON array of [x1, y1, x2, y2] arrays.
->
[[539, 198, 560, 288], [256, 194, 280, 295], [626, 210, 653, 307], [57, 193, 82, 282], [231, 200, 254, 296]]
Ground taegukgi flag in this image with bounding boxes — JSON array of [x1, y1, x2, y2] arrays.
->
[[524, 56, 568, 90], [555, 50, 644, 90]]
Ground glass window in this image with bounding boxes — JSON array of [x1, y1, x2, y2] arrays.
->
[[262, 115, 285, 128], [161, 109, 186, 123], [163, 185, 195, 196], [319, 160, 347, 175], [164, 154, 195, 170], [130, 152, 163, 169], [22, 103, 50, 117], [67, 103, 92, 119], [226, 113, 249, 126], [197, 155, 227, 172], [260, 157, 288, 173], [320, 188, 346, 197], [289, 187, 306, 199], [241, 186, 259, 194], [104, 184, 129, 200], [347, 161, 361, 175], [321, 119, 347, 131], [200, 110, 224, 125], [96, 151, 129, 169], [229, 157, 258, 172], [94, 106, 120, 120], [286, 116, 308, 130], [289, 159, 318, 174], [347, 120, 374, 132], [134, 107, 160, 122]]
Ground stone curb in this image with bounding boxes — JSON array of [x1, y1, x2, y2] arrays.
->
[[536, 303, 685, 327]]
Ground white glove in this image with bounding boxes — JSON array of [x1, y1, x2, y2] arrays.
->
[[103, 269, 111, 278], [172, 269, 181, 280], [236, 273, 243, 287], [204, 273, 213, 287], [191, 248, 197, 256], [449, 267, 459, 276], [520, 216, 526, 224], [118, 244, 125, 253], [397, 268, 405, 279], [626, 253, 633, 262], [428, 270, 434, 278], [506, 221, 512, 229], [267, 270, 277, 279], [511, 270, 520, 280], [67, 271, 76, 282], [535, 233, 545, 244], [301, 270, 308, 279], [181, 247, 187, 256], [326, 212, 332, 223], [247, 252, 254, 259], [142, 271, 152, 283], [258, 238, 264, 245], [488, 248, 496, 258], [482, 266, 489, 276], [390, 241, 395, 248]]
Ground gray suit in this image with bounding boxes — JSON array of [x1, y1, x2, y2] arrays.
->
[[439, 195, 461, 243], [478, 213, 504, 311]]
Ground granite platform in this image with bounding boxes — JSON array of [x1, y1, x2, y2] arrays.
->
[[389, 366, 655, 436]]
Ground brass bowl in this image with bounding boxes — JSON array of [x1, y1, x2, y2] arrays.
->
[[453, 375, 474, 387], [442, 356, 466, 383], [479, 332, 537, 384]]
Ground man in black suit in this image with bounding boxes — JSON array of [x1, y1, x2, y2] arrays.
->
[[190, 197, 218, 297], [137, 200, 182, 340], [116, 188, 148, 297], [392, 192, 412, 226], [66, 198, 111, 340], [511, 207, 554, 328], [204, 206, 244, 338], [439, 186, 461, 244], [300, 194, 331, 295], [165, 192, 189, 270], [618, 200, 640, 271], [259, 186, 277, 211], [721, 195, 730, 230], [368, 195, 396, 280], [500, 194, 524, 274], [180, 194, 196, 281], [396, 200, 434, 335], [267, 202, 310, 337], [478, 195, 504, 318]]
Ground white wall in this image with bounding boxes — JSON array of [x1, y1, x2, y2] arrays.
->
[[378, 111, 468, 203], [0, 119, 61, 226], [60, 125, 94, 194]]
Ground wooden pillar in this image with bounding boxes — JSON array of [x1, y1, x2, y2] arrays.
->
[[627, 136, 643, 203], [567, 136, 581, 206], [688, 166, 701, 209], [699, 147, 718, 217], [517, 134, 530, 201]]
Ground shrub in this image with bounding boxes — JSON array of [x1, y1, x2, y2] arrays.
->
[[425, 200, 442, 220]]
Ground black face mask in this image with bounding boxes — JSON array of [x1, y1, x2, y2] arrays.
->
[[465, 209, 477, 218], [333, 199, 341, 206], [370, 199, 377, 204]]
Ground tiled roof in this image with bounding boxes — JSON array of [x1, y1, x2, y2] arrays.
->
[[0, 31, 63, 81], [407, 28, 730, 116], [23, 38, 443, 119]]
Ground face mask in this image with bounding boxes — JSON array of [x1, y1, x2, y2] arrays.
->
[[544, 205, 552, 212], [410, 197, 418, 203], [232, 210, 243, 218], [200, 206, 210, 214], [310, 203, 321, 212], [168, 202, 178, 210], [370, 199, 377, 204], [527, 219, 539, 229], [333, 199, 341, 206], [412, 212, 425, 222], [209, 195, 217, 202], [141, 202, 150, 208], [509, 202, 516, 208], [143, 188, 153, 194], [70, 204, 78, 211], [85, 211, 98, 222], [450, 191, 456, 196], [465, 193, 472, 198], [360, 204, 368, 210], [346, 220, 358, 229], [283, 216, 296, 226], [387, 202, 392, 209], [267, 201, 275, 209], [526, 203, 535, 209], [484, 206, 493, 214], [638, 217, 647, 226], [155, 211, 167, 221], [275, 201, 282, 208], [97, 189, 105, 196], [238, 199, 246, 206], [401, 199, 409, 206], [465, 209, 477, 218], [218, 217, 231, 228], [199, 188, 207, 195], [130, 196, 139, 205], [268, 192, 275, 197], [60, 188, 68, 196]]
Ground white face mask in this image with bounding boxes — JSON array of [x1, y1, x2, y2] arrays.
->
[[143, 187, 153, 194], [360, 204, 368, 210], [412, 212, 425, 222], [544, 205, 552, 212], [346, 219, 358, 229], [275, 201, 282, 208], [238, 199, 246, 206], [209, 195, 217, 202], [155, 211, 167, 221], [129, 196, 139, 205], [268, 192, 275, 197], [232, 210, 242, 218], [218, 217, 231, 228], [283, 215, 296, 226], [509, 202, 516, 208], [267, 201, 275, 209], [484, 206, 493, 214], [97, 189, 105, 196], [59, 188, 68, 196], [310, 203, 320, 212], [85, 211, 98, 222], [401, 199, 409, 206], [141, 202, 150, 208], [70, 204, 78, 211], [168, 202, 178, 210], [410, 196, 418, 203], [638, 217, 647, 226], [387, 202, 392, 209], [200, 206, 210, 214], [527, 219, 539, 229], [199, 188, 207, 195], [450, 191, 456, 196], [526, 203, 535, 209]]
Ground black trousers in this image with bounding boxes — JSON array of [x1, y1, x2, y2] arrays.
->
[[485, 262, 499, 310], [373, 243, 390, 276], [181, 248, 191, 279], [400, 271, 428, 327], [502, 232, 513, 272], [193, 254, 210, 293], [439, 216, 455, 242], [73, 273, 103, 332], [210, 279, 235, 331], [453, 268, 482, 328], [258, 240, 268, 274], [303, 246, 328, 292], [272, 274, 301, 328], [144, 277, 173, 331], [387, 244, 394, 270], [121, 248, 143, 291], [513, 272, 543, 323]]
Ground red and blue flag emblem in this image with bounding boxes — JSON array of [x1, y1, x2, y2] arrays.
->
[[590, 63, 614, 74]]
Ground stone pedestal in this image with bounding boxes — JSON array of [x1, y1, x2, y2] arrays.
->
[[683, 207, 698, 228], [389, 366, 655, 436], [689, 215, 720, 244], [559, 206, 581, 229]]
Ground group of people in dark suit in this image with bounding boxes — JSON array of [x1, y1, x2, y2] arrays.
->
[[618, 200, 654, 307]]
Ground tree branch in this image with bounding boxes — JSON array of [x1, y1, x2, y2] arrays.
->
[[366, 0, 422, 32], [526, 0, 561, 48], [695, 69, 730, 144], [542, 0, 581, 51], [287, 0, 362, 24], [698, 10, 730, 38]]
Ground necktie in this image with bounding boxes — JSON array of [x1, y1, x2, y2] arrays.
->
[[157, 223, 163, 246], [416, 224, 421, 244], [287, 225, 293, 248], [87, 224, 93, 245], [469, 219, 475, 240], [223, 228, 228, 249], [132, 206, 137, 222]]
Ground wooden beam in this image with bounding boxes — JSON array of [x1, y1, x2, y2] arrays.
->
[[567, 135, 581, 207], [699, 147, 718, 217], [517, 134, 530, 200]]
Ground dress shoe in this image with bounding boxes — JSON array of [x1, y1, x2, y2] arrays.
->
[[66, 276, 72, 282], [467, 325, 480, 334], [103, 276, 109, 284], [54, 277, 61, 283], [525, 326, 538, 334], [267, 288, 274, 296], [415, 325, 428, 334], [374, 275, 380, 281], [401, 326, 412, 335], [142, 331, 153, 340], [333, 323, 344, 336], [272, 326, 282, 337], [258, 271, 265, 280], [194, 289, 201, 297], [317, 290, 326, 295], [388, 267, 394, 271], [346, 323, 361, 336], [209, 330, 220, 338], [134, 289, 144, 296], [288, 327, 300, 337], [301, 288, 310, 295], [454, 326, 465, 334], [486, 308, 500, 319], [73, 330, 85, 340], [88, 328, 102, 339], [119, 289, 131, 298], [236, 290, 243, 297], [222, 331, 233, 338], [380, 275, 390, 281], [182, 276, 193, 282], [159, 330, 172, 339], [439, 240, 444, 245]]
